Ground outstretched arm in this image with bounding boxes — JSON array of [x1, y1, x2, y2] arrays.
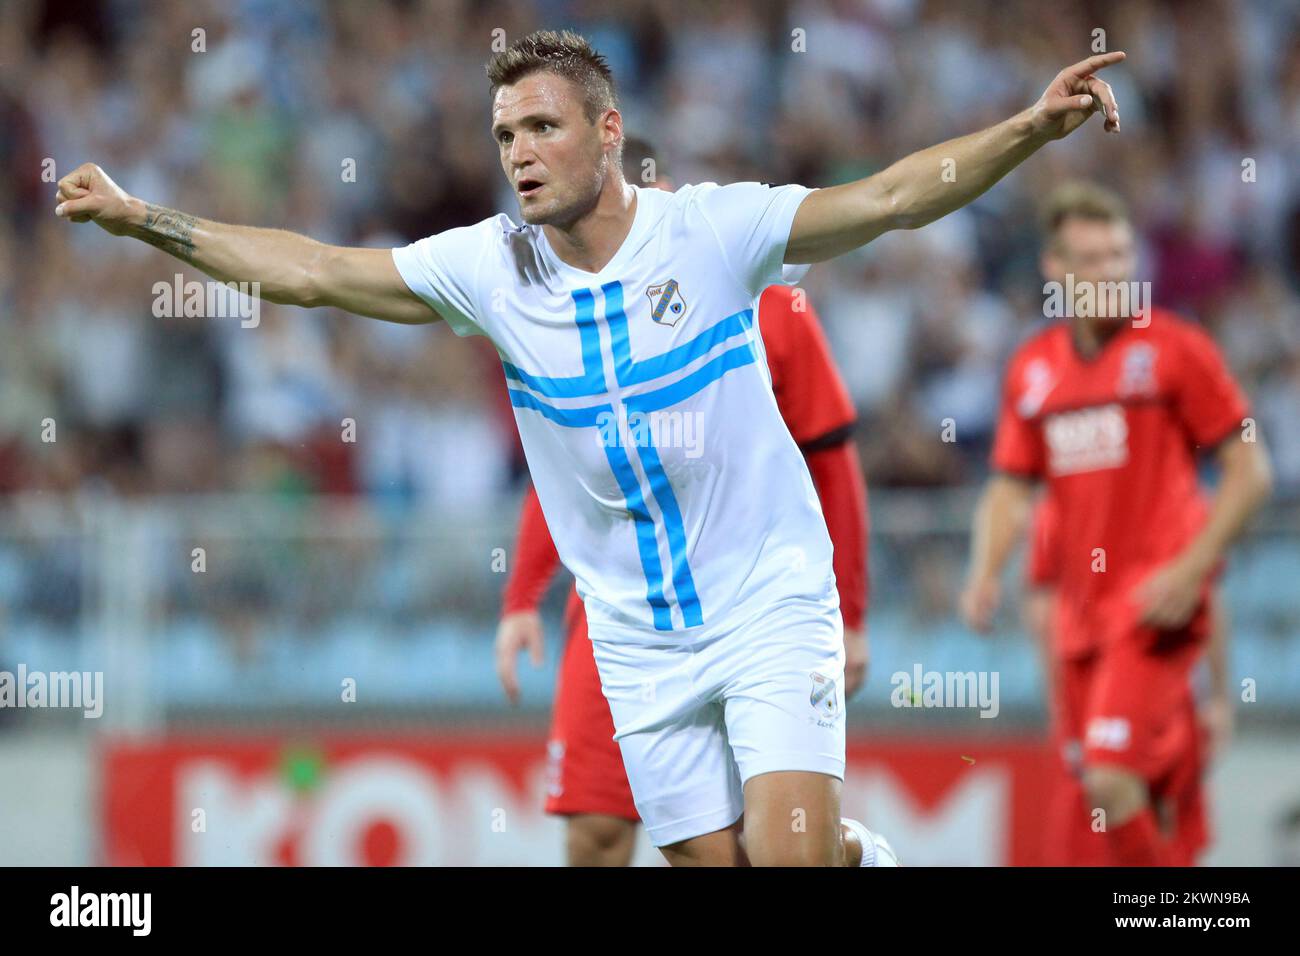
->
[[786, 52, 1125, 263], [54, 163, 437, 324]]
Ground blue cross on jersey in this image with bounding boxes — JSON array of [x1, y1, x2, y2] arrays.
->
[[503, 281, 761, 629], [390, 180, 837, 642]]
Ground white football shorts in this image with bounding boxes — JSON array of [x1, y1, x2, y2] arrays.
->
[[589, 595, 847, 847]]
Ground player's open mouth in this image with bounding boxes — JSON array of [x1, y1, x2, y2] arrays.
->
[[519, 180, 545, 198]]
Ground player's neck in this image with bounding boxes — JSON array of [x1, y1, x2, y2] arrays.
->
[[542, 179, 637, 274], [1071, 316, 1127, 360]]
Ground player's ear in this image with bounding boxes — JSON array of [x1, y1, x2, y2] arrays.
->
[[1039, 247, 1063, 284], [604, 110, 622, 151]]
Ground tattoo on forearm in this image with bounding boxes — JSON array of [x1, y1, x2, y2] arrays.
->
[[138, 203, 197, 263]]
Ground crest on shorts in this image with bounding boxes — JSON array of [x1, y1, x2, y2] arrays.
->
[[647, 279, 687, 326], [544, 740, 565, 798], [810, 672, 838, 719]]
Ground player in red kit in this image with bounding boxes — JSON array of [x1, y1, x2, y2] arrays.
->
[[961, 182, 1272, 867], [1023, 495, 1234, 866], [495, 138, 871, 866]]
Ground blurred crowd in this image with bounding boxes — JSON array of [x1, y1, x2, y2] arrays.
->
[[3, 0, 1300, 510]]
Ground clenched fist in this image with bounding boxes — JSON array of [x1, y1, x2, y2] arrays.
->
[[53, 163, 140, 235]]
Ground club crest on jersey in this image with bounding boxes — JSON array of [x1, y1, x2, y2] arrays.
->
[[810, 672, 838, 719], [1117, 342, 1158, 397], [646, 279, 687, 327]]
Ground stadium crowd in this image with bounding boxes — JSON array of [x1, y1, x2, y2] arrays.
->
[[3, 0, 1299, 506]]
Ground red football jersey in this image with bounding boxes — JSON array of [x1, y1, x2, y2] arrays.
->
[[757, 284, 866, 629], [757, 285, 857, 446], [992, 308, 1248, 654]]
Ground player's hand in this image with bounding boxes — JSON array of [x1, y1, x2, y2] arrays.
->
[[494, 609, 545, 706], [53, 163, 140, 234], [843, 626, 869, 698], [959, 574, 1001, 633], [1133, 557, 1206, 630], [1027, 51, 1125, 140], [1199, 695, 1234, 763]]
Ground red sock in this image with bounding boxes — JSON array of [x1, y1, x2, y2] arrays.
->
[[1109, 808, 1168, 866]]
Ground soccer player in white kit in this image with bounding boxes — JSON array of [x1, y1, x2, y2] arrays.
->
[[54, 30, 1124, 866]]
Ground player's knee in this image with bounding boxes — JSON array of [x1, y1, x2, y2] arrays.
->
[[1083, 764, 1147, 823], [566, 815, 636, 866], [746, 826, 842, 867], [660, 821, 745, 866], [752, 840, 839, 867]]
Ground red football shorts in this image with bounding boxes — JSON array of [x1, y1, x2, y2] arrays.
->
[[543, 592, 640, 821], [1050, 603, 1210, 864]]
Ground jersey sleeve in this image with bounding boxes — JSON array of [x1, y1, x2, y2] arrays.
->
[[1172, 324, 1251, 450], [688, 181, 815, 299], [759, 285, 856, 447], [500, 484, 564, 616], [390, 219, 494, 338], [805, 441, 869, 632], [780, 262, 812, 285], [991, 352, 1047, 478]]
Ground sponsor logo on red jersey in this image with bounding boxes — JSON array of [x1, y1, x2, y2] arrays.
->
[[1086, 716, 1132, 751], [1044, 403, 1129, 475]]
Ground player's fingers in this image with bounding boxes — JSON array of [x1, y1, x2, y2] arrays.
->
[[527, 627, 544, 667], [54, 195, 101, 219], [495, 639, 520, 703], [57, 168, 95, 196], [980, 588, 1000, 630], [1086, 77, 1120, 130], [1042, 93, 1095, 118], [56, 182, 89, 203], [1132, 575, 1158, 603], [1146, 599, 1180, 629], [1135, 591, 1163, 623], [958, 594, 977, 629], [1060, 51, 1126, 80], [499, 669, 519, 705]]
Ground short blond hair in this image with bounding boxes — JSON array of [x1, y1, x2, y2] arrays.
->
[[1041, 181, 1130, 250]]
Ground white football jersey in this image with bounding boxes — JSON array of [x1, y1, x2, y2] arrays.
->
[[392, 181, 838, 643]]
